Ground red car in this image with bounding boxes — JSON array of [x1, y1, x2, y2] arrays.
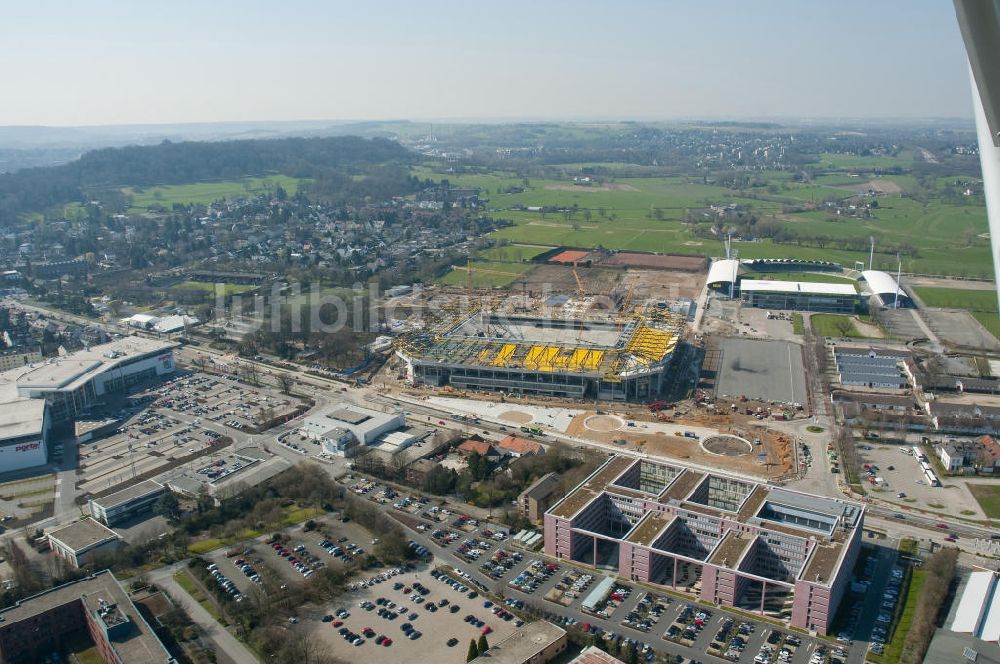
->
[[332, 620, 343, 627], [383, 638, 392, 647], [481, 626, 492, 635], [945, 536, 956, 542], [936, 523, 949, 529]]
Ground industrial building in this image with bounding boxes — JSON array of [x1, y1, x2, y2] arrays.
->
[[739, 280, 860, 313], [0, 337, 177, 474], [47, 519, 123, 569], [300, 402, 406, 456], [89, 480, 166, 527], [0, 570, 174, 664], [396, 305, 685, 402], [543, 456, 864, 635]]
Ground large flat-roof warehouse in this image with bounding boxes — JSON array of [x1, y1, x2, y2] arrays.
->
[[544, 455, 864, 635], [0, 337, 177, 473]]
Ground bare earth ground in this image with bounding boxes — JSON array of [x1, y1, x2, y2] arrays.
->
[[619, 268, 706, 300], [850, 316, 885, 339], [835, 178, 902, 195], [520, 264, 623, 295], [906, 275, 996, 290], [544, 183, 640, 192], [564, 411, 792, 478]]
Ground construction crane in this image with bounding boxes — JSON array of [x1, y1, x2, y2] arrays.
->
[[572, 261, 585, 297]]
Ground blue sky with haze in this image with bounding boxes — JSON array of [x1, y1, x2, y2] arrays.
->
[[0, 0, 974, 126]]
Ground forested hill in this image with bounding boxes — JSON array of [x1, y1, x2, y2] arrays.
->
[[0, 135, 412, 224]]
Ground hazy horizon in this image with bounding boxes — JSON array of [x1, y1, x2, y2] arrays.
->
[[0, 1, 975, 127]]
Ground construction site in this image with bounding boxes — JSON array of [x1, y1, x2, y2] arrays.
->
[[394, 257, 690, 402]]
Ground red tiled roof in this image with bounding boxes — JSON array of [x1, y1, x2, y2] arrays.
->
[[497, 435, 543, 455], [457, 439, 496, 456]]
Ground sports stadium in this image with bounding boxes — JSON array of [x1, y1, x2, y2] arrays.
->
[[395, 302, 685, 402]]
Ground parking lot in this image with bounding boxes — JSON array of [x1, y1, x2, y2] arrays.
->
[[306, 563, 520, 664], [856, 440, 986, 519], [500, 555, 842, 664], [78, 371, 304, 495]]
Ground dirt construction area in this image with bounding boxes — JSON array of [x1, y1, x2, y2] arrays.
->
[[619, 268, 705, 300], [520, 263, 622, 295], [565, 411, 794, 478], [305, 562, 520, 664]]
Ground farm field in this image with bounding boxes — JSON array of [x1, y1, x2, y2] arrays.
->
[[969, 483, 1000, 519], [125, 175, 303, 211], [913, 286, 1000, 341], [174, 280, 257, 295], [420, 156, 993, 278]]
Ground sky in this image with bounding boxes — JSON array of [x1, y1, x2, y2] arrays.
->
[[0, 0, 976, 126]]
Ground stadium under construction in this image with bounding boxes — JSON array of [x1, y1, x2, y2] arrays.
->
[[395, 303, 685, 402]]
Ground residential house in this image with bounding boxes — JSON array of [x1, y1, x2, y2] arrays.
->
[[497, 435, 544, 458]]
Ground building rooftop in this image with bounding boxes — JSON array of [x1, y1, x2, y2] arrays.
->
[[48, 518, 121, 554], [740, 279, 857, 296], [473, 620, 565, 664], [520, 473, 561, 501], [549, 456, 635, 519], [91, 479, 164, 511], [626, 512, 672, 547], [659, 469, 704, 503], [709, 531, 752, 568], [497, 435, 544, 456], [801, 541, 844, 585], [0, 570, 173, 663], [0, 397, 45, 441], [568, 645, 625, 664]]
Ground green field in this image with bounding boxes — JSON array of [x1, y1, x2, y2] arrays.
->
[[419, 155, 993, 279], [174, 280, 257, 295], [479, 244, 552, 262], [126, 175, 303, 211], [913, 286, 1000, 340], [438, 261, 534, 288], [970, 483, 1000, 519], [810, 314, 864, 338]]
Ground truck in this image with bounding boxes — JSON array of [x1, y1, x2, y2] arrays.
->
[[647, 400, 672, 412]]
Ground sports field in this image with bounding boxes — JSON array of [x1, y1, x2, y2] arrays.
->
[[913, 286, 1000, 341], [126, 175, 303, 211]]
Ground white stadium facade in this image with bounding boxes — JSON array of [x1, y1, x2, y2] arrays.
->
[[0, 337, 177, 474]]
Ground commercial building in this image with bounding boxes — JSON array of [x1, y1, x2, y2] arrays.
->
[[47, 519, 123, 569], [739, 280, 859, 313], [89, 480, 167, 527], [471, 620, 567, 664], [396, 307, 684, 402], [300, 402, 405, 456], [518, 472, 562, 523], [833, 348, 909, 389], [0, 337, 177, 474], [544, 456, 864, 635], [0, 570, 174, 664], [568, 645, 624, 664]]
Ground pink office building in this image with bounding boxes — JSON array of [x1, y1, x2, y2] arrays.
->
[[544, 456, 863, 634]]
